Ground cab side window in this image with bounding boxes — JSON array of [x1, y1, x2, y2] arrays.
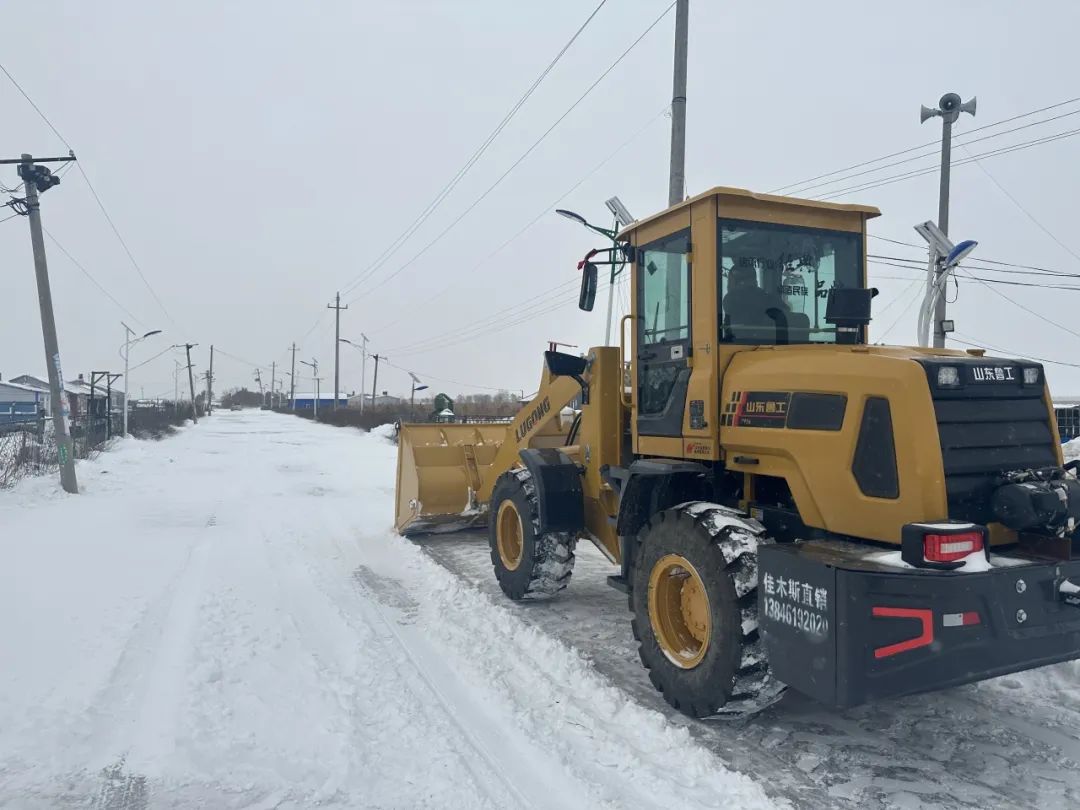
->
[[637, 230, 691, 419], [640, 231, 691, 347]]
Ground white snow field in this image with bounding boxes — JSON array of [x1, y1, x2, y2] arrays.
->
[[0, 411, 776, 810]]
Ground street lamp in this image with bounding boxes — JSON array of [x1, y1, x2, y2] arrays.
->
[[409, 372, 429, 418], [914, 219, 978, 347], [919, 92, 976, 347], [556, 197, 635, 345], [339, 334, 370, 412], [120, 322, 162, 436]]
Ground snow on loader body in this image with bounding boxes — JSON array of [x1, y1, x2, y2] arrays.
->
[[395, 186, 1080, 718]]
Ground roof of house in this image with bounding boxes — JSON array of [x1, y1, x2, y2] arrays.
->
[[11, 375, 84, 397], [0, 381, 47, 396]]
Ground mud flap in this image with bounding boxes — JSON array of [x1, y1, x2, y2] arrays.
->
[[518, 448, 584, 534]]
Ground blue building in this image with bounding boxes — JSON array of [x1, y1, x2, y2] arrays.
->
[[291, 392, 349, 410], [0, 380, 46, 428]]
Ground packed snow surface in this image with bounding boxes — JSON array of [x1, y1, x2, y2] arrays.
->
[[0, 412, 775, 809]]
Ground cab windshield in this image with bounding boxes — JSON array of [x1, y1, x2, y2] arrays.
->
[[718, 219, 863, 344]]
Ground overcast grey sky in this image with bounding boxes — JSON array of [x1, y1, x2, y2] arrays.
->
[[3, 1, 1079, 401]]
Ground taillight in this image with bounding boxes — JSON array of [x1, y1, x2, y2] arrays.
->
[[924, 531, 983, 562]]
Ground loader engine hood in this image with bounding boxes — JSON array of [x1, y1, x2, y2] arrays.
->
[[720, 345, 1069, 545], [916, 355, 1069, 533]]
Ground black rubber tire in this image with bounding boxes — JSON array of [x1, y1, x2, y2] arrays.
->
[[629, 502, 786, 718], [488, 468, 577, 600]]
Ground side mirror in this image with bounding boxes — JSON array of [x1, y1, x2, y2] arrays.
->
[[579, 262, 598, 311]]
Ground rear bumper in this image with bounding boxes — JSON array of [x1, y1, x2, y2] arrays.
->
[[758, 542, 1080, 707]]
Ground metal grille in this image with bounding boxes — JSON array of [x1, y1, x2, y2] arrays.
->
[[934, 396, 1058, 524]]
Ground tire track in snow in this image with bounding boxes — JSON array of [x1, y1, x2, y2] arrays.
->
[[80, 526, 214, 776], [256, 518, 528, 809]]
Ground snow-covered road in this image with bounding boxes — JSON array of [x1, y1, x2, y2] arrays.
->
[[0, 412, 774, 810]]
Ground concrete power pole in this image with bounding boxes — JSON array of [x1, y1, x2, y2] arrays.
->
[[667, 0, 689, 207], [207, 345, 214, 414], [16, 154, 78, 493], [184, 343, 198, 423], [328, 292, 348, 410], [920, 92, 976, 348], [289, 342, 297, 409], [270, 361, 276, 409], [370, 353, 382, 410], [359, 333, 369, 413]]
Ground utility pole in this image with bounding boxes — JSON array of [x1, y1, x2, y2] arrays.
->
[[106, 373, 121, 437], [207, 345, 214, 414], [359, 333, 369, 412], [920, 92, 976, 348], [300, 358, 319, 417], [328, 292, 348, 410], [183, 343, 198, 423], [121, 323, 161, 435], [667, 0, 689, 207], [289, 342, 297, 409], [370, 353, 382, 409], [270, 361, 276, 409], [254, 369, 264, 406], [12, 153, 79, 493]]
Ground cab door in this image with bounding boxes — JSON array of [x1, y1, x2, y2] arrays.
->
[[635, 229, 692, 437]]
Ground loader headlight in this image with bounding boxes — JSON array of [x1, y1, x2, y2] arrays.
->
[[1023, 366, 1041, 385], [937, 366, 961, 387]]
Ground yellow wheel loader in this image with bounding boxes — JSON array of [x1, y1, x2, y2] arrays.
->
[[395, 186, 1080, 717]]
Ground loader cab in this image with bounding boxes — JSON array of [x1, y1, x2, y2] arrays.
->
[[618, 186, 880, 458]]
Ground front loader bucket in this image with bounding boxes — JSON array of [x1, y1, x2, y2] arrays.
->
[[394, 423, 509, 536]]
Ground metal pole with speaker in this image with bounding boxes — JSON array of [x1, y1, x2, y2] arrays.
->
[[919, 92, 976, 348]]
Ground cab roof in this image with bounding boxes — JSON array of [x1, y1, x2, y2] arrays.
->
[[617, 186, 881, 240]]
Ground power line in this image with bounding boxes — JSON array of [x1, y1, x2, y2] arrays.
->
[[367, 104, 668, 335], [382, 358, 507, 393], [874, 280, 925, 343], [0, 60, 180, 332], [948, 334, 1080, 370], [870, 234, 923, 250], [128, 344, 177, 372], [769, 96, 1080, 194], [213, 348, 271, 371], [815, 126, 1080, 201], [870, 253, 1080, 280], [349, 1, 676, 304], [959, 269, 1080, 343], [43, 229, 149, 326], [392, 276, 617, 357], [0, 62, 70, 147], [786, 108, 1080, 197], [962, 144, 1080, 267], [384, 276, 583, 354], [337, 0, 611, 298]]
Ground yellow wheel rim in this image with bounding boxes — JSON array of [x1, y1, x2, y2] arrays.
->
[[648, 554, 711, 669], [496, 499, 524, 571]]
